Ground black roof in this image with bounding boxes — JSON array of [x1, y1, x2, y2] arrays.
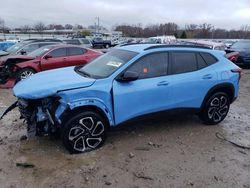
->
[[22, 38, 62, 43], [144, 44, 211, 51]]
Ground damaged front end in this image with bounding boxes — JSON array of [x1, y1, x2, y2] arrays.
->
[[0, 64, 16, 84], [0, 57, 35, 84], [17, 97, 62, 137]]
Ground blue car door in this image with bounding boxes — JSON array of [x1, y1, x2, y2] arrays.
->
[[168, 51, 218, 108], [112, 52, 171, 125]]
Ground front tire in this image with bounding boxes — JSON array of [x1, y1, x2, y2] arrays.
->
[[16, 68, 36, 82], [199, 92, 230, 125], [62, 111, 107, 154]]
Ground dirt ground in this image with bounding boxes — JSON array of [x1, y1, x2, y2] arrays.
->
[[0, 70, 250, 188]]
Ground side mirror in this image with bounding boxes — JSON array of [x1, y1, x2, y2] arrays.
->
[[117, 71, 139, 82], [44, 55, 52, 59], [20, 50, 26, 55]]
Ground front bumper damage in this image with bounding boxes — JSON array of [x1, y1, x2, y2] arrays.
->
[[1, 97, 64, 137], [0, 65, 16, 84]]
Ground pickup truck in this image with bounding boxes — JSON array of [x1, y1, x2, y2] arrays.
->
[[92, 37, 112, 48]]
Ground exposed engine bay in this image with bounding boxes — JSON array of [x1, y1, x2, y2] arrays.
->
[[0, 57, 34, 84], [1, 97, 62, 137]]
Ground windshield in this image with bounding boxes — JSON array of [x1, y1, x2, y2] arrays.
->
[[5, 42, 27, 53], [78, 49, 138, 79], [231, 41, 250, 49], [28, 46, 52, 57], [145, 38, 159, 44]]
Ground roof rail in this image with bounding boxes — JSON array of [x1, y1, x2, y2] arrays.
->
[[119, 42, 143, 47], [144, 45, 211, 51], [23, 38, 62, 43]]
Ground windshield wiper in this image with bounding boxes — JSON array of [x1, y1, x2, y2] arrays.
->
[[75, 66, 92, 78], [81, 71, 91, 78]]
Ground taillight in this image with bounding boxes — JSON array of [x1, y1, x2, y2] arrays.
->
[[231, 68, 242, 81]]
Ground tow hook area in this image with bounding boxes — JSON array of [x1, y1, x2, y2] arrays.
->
[[0, 101, 18, 120]]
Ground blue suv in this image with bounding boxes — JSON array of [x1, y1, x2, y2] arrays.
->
[[5, 44, 241, 153]]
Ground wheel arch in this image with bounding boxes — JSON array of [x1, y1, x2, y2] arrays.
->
[[60, 104, 113, 128], [201, 83, 235, 109], [15, 64, 38, 72]]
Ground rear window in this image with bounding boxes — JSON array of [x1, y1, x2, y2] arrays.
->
[[68, 47, 85, 56], [197, 53, 207, 69], [63, 39, 81, 45], [171, 52, 197, 74], [81, 39, 91, 44], [200, 52, 217, 65]]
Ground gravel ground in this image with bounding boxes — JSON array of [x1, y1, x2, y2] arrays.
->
[[0, 70, 249, 188]]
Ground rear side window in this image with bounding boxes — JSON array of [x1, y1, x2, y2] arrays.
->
[[197, 53, 207, 69], [48, 48, 67, 58], [128, 52, 168, 79], [200, 52, 217, 65], [171, 52, 197, 74], [68, 47, 85, 56], [80, 39, 91, 44], [64, 39, 81, 45], [39, 42, 57, 47]]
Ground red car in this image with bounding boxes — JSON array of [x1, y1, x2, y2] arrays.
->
[[0, 45, 102, 87]]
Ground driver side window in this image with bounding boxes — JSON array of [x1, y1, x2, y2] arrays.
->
[[48, 48, 67, 58], [128, 52, 168, 79]]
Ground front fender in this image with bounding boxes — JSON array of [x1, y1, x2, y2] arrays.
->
[[15, 61, 39, 71], [55, 98, 114, 126]]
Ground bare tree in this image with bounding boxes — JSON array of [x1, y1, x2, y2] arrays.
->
[[239, 25, 250, 39], [20, 25, 31, 34], [0, 17, 6, 40], [34, 22, 46, 34], [65, 24, 73, 30]]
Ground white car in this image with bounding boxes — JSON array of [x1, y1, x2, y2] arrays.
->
[[63, 38, 93, 48], [187, 40, 226, 50]]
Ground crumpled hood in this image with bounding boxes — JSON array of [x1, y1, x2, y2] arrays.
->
[[13, 66, 96, 99], [0, 55, 35, 65]]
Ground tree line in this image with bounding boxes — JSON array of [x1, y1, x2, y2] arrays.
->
[[1, 17, 250, 39], [0, 18, 106, 34], [114, 23, 250, 39]]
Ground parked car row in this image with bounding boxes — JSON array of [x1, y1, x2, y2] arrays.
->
[[2, 38, 62, 56], [0, 39, 102, 87], [226, 40, 250, 66]]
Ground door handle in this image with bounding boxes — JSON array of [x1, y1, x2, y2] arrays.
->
[[202, 74, 212, 79], [157, 81, 169, 86]]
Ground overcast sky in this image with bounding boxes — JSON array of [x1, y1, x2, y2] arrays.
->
[[1, 0, 250, 30]]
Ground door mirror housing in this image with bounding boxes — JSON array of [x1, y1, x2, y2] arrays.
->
[[117, 71, 139, 82], [44, 54, 52, 59], [20, 50, 26, 55]]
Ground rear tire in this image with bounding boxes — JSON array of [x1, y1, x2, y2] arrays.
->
[[62, 111, 107, 154], [199, 92, 230, 125], [16, 68, 36, 82]]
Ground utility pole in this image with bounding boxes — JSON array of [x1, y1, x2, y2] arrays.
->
[[94, 22, 97, 37], [97, 16, 100, 35]]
